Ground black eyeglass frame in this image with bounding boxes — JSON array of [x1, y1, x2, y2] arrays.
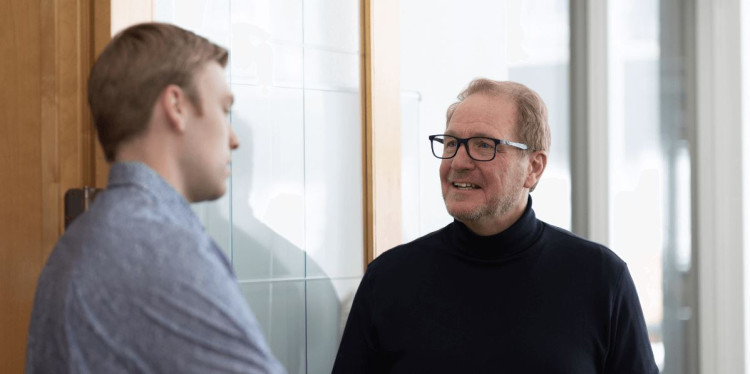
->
[[428, 134, 531, 162]]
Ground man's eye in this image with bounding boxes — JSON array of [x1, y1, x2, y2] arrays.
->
[[477, 141, 493, 149], [445, 140, 457, 148]]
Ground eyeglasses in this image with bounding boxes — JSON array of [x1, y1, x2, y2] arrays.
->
[[428, 134, 529, 161]]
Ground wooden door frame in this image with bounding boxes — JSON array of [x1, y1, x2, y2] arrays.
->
[[1, 0, 111, 372]]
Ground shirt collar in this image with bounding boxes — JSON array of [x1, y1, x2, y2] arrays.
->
[[106, 162, 204, 232]]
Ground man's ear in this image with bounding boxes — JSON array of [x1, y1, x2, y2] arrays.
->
[[524, 150, 547, 190], [159, 84, 189, 133]]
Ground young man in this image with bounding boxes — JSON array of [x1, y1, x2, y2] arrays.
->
[[26, 23, 285, 373], [333, 79, 658, 373]]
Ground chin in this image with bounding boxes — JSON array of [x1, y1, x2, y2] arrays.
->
[[210, 187, 227, 200], [445, 202, 485, 222], [196, 186, 227, 203]]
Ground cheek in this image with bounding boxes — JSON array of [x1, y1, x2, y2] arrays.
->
[[480, 165, 507, 191], [439, 160, 451, 179]]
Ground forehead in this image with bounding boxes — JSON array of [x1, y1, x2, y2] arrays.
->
[[446, 93, 518, 138], [195, 62, 231, 99]]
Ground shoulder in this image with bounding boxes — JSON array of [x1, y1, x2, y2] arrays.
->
[[366, 225, 448, 273], [357, 226, 451, 296], [56, 190, 228, 294], [538, 222, 627, 281]]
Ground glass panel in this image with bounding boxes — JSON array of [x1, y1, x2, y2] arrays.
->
[[303, 49, 360, 91], [303, 0, 360, 52], [305, 278, 360, 374], [303, 89, 364, 279], [400, 0, 571, 241], [232, 85, 306, 281], [154, 0, 231, 47], [231, 0, 302, 44], [240, 281, 306, 374], [230, 0, 303, 88], [191, 198, 231, 259], [608, 0, 694, 372]]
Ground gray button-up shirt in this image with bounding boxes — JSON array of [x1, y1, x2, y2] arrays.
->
[[26, 162, 285, 374]]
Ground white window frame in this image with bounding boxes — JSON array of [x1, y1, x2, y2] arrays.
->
[[572, 0, 747, 373], [695, 0, 746, 372]]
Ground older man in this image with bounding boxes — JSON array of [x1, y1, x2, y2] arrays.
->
[[26, 23, 284, 373], [333, 79, 657, 373]]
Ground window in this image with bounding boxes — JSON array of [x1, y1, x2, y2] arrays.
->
[[607, 0, 694, 371]]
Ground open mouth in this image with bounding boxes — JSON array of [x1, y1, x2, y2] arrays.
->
[[452, 182, 480, 190]]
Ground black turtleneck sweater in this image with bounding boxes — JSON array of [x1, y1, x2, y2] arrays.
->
[[333, 199, 658, 374]]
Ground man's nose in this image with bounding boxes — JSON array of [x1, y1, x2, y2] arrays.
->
[[229, 127, 240, 150]]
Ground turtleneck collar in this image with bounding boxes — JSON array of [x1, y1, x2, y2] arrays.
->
[[446, 195, 544, 262]]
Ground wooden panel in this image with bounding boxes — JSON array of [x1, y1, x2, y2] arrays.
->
[[363, 0, 402, 262], [1, 0, 108, 371], [93, 0, 111, 187], [58, 0, 94, 235], [0, 0, 43, 372], [361, 0, 373, 267]]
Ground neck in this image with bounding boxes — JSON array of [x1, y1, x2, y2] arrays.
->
[[115, 137, 189, 201]]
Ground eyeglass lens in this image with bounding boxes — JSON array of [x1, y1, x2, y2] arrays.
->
[[431, 135, 497, 161]]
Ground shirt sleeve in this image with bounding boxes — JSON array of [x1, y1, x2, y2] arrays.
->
[[332, 269, 381, 373], [64, 239, 286, 374], [603, 265, 660, 374]]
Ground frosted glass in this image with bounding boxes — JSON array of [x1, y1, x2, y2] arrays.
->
[[306, 277, 361, 374], [230, 0, 303, 88], [191, 194, 232, 259], [304, 49, 360, 91], [304, 0, 360, 52], [153, 0, 231, 48], [231, 0, 302, 44], [231, 42, 304, 88], [232, 85, 306, 280], [241, 281, 306, 374], [304, 90, 364, 279]]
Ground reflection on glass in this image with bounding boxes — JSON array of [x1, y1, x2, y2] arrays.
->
[[304, 89, 363, 279], [232, 85, 306, 280], [306, 278, 360, 373], [241, 281, 306, 374]]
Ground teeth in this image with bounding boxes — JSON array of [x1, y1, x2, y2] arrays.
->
[[453, 182, 478, 189]]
